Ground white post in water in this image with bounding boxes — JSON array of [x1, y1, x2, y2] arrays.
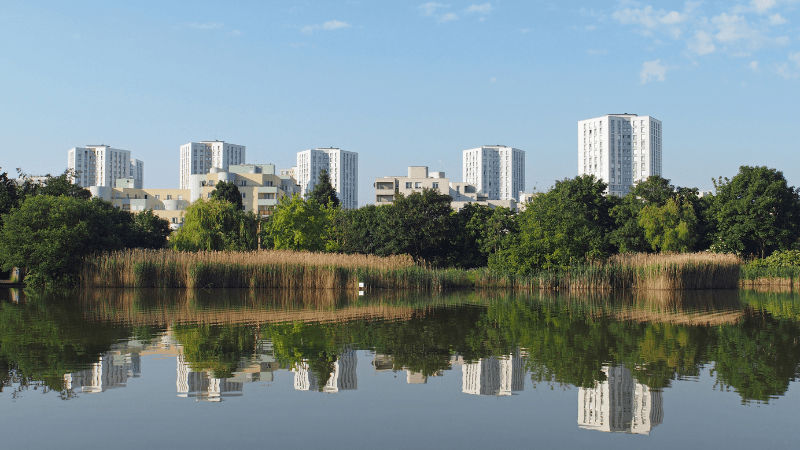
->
[[358, 282, 365, 296]]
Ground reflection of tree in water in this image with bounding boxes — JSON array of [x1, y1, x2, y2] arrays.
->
[[3, 288, 800, 404]]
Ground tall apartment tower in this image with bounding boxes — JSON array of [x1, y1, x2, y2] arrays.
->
[[578, 114, 662, 196], [463, 145, 525, 201], [179, 141, 245, 189], [296, 147, 358, 209], [68, 145, 144, 188]]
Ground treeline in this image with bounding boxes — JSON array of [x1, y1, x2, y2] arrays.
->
[[2, 165, 799, 286]]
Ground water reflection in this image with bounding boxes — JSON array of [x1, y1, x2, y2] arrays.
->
[[578, 366, 663, 435], [2, 287, 800, 415]]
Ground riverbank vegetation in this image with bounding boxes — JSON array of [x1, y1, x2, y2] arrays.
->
[[2, 165, 799, 288]]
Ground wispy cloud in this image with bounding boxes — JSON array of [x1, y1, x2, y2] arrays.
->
[[749, 60, 761, 72], [301, 20, 351, 34], [640, 59, 667, 84], [419, 2, 493, 23], [598, 0, 796, 77], [419, 2, 449, 17], [466, 3, 493, 14], [185, 22, 224, 30]]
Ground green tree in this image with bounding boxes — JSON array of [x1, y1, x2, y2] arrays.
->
[[263, 195, 331, 252], [328, 205, 390, 256], [609, 176, 676, 253], [128, 209, 172, 249], [490, 175, 613, 274], [0, 169, 19, 223], [0, 196, 131, 285], [638, 197, 698, 252], [15, 169, 91, 201], [710, 166, 800, 258], [382, 188, 455, 266], [210, 180, 243, 210], [308, 169, 340, 208], [170, 198, 258, 251]]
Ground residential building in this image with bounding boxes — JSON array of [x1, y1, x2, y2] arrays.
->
[[578, 114, 663, 196], [292, 350, 358, 393], [179, 141, 245, 189], [374, 166, 515, 211], [68, 145, 144, 188], [90, 164, 298, 228], [296, 148, 358, 209], [577, 365, 663, 434], [462, 352, 526, 396], [463, 145, 525, 201]]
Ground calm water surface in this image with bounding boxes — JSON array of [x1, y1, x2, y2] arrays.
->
[[1, 288, 799, 449]]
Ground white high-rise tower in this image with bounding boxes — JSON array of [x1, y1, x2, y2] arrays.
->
[[179, 141, 245, 189], [296, 147, 358, 209], [578, 114, 662, 196], [463, 145, 525, 201], [68, 145, 144, 188]]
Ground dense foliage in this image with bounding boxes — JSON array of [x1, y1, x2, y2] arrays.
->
[[210, 180, 244, 210], [170, 198, 259, 252], [308, 169, 340, 208]]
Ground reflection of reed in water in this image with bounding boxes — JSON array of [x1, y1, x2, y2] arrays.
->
[[510, 290, 746, 326], [78, 288, 437, 327]]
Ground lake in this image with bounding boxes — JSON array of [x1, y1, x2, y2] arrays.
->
[[1, 287, 799, 449]]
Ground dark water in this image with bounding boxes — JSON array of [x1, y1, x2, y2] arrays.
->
[[2, 288, 800, 449]]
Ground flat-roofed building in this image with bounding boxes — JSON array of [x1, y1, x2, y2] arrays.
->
[[296, 148, 358, 209], [180, 141, 246, 189], [374, 166, 515, 211], [68, 145, 144, 188]]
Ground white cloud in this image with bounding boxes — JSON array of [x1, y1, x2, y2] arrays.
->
[[186, 22, 224, 30], [749, 60, 760, 71], [466, 3, 493, 14], [585, 25, 598, 31], [520, 28, 531, 34], [490, 77, 497, 83], [640, 59, 667, 83], [419, 2, 448, 17], [790, 51, 800, 66], [774, 62, 795, 78], [439, 12, 458, 22], [688, 30, 716, 55], [322, 20, 350, 30], [302, 20, 351, 34], [752, 0, 777, 14], [768, 13, 787, 25], [230, 29, 242, 36]]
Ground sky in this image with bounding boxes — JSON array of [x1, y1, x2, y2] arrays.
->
[[2, 0, 799, 205]]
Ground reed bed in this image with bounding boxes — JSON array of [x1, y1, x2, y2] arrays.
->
[[739, 264, 800, 291], [473, 252, 742, 291], [80, 249, 474, 291]]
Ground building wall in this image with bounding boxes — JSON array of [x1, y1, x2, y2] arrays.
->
[[578, 114, 662, 196], [296, 148, 358, 209], [463, 145, 525, 201], [68, 145, 142, 188], [375, 166, 516, 211], [179, 141, 246, 189]]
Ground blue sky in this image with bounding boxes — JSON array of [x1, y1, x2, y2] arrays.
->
[[2, 0, 799, 205]]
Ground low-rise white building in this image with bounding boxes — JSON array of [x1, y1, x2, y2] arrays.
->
[[374, 166, 516, 211]]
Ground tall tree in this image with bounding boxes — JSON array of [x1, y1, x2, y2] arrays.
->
[[309, 169, 340, 208], [262, 195, 331, 252], [210, 180, 244, 210], [638, 197, 698, 252], [0, 196, 130, 285], [382, 188, 455, 266], [710, 166, 800, 258], [490, 175, 613, 274], [170, 198, 258, 252]]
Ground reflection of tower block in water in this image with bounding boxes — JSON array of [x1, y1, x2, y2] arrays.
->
[[63, 352, 135, 393], [293, 350, 358, 393], [372, 354, 394, 372], [462, 353, 526, 396], [578, 366, 663, 434], [176, 355, 243, 402]]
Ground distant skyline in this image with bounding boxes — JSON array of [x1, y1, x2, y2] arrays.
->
[[2, 0, 799, 205]]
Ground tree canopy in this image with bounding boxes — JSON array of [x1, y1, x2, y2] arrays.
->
[[210, 180, 243, 210], [308, 169, 340, 208], [170, 198, 258, 252], [263, 195, 331, 252], [710, 166, 800, 258]]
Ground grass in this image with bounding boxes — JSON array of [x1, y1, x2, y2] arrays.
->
[[80, 249, 473, 291], [739, 263, 800, 291], [81, 249, 742, 292], [472, 252, 741, 291]]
